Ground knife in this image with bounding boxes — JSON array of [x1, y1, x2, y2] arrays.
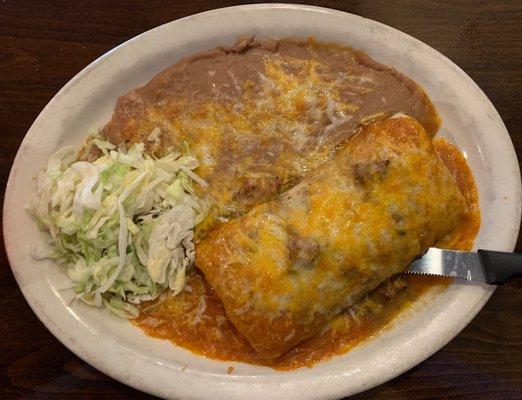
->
[[407, 248, 522, 285]]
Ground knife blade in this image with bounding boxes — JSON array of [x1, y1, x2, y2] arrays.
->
[[406, 248, 522, 285]]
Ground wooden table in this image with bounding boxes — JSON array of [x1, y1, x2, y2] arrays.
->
[[1, 1, 521, 399]]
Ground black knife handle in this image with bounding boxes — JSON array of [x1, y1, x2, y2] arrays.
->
[[478, 250, 522, 285]]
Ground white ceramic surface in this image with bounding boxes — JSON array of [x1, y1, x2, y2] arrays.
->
[[3, 4, 521, 400]]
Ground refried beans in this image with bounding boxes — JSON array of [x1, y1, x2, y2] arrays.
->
[[102, 37, 440, 225]]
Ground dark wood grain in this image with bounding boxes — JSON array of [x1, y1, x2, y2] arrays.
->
[[1, 1, 521, 399]]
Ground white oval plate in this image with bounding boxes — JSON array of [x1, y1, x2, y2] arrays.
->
[[4, 4, 521, 400]]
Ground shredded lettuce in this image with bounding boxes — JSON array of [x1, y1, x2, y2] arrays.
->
[[28, 135, 208, 318]]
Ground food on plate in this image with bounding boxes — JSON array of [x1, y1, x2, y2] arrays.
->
[[30, 37, 480, 368], [196, 116, 466, 357]]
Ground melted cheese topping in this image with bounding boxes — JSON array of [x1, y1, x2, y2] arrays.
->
[[195, 117, 468, 357], [124, 56, 362, 224]]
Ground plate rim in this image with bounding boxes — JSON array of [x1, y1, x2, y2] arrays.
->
[[3, 3, 521, 400]]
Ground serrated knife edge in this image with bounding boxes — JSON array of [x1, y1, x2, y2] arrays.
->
[[406, 248, 487, 282]]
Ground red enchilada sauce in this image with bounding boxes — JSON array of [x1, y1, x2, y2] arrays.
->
[[134, 138, 480, 370]]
